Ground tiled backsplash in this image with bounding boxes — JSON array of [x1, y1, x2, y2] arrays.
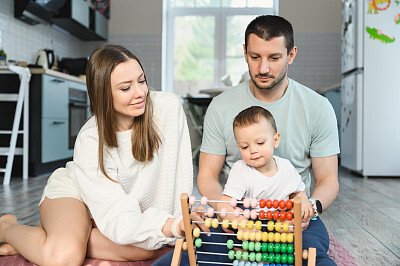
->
[[0, 0, 101, 65]]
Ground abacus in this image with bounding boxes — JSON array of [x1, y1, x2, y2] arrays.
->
[[171, 193, 316, 266]]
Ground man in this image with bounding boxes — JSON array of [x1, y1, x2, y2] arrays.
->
[[198, 15, 339, 265]]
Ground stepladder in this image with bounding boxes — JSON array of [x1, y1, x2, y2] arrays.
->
[[0, 65, 31, 185]]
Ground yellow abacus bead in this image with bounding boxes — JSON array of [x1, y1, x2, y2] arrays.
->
[[249, 231, 256, 241], [205, 218, 212, 228], [212, 218, 219, 228], [275, 222, 282, 232], [274, 232, 281, 242], [255, 231, 262, 242], [247, 220, 254, 230], [222, 219, 230, 229], [268, 232, 275, 242], [243, 231, 250, 241], [231, 220, 239, 230], [240, 220, 247, 229], [267, 221, 275, 231], [287, 233, 294, 243], [261, 232, 268, 242], [281, 233, 287, 243], [283, 222, 290, 232], [193, 228, 200, 238], [255, 220, 262, 231], [237, 230, 243, 240]]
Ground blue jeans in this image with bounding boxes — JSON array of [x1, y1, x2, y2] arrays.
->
[[152, 217, 336, 266]]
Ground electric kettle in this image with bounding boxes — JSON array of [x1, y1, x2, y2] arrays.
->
[[36, 49, 55, 69]]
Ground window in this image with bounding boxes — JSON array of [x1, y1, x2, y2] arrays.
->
[[163, 0, 278, 95]]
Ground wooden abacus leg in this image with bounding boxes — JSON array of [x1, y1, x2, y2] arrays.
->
[[171, 238, 185, 266], [294, 198, 302, 266], [307, 247, 316, 266], [180, 193, 197, 266]]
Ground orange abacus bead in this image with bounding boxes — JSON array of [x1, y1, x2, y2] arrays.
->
[[273, 199, 279, 209], [273, 210, 280, 220], [279, 200, 286, 209], [286, 200, 293, 210], [266, 211, 273, 220], [286, 211, 293, 220], [259, 199, 266, 208], [266, 199, 273, 208], [259, 210, 265, 219], [280, 211, 286, 220]]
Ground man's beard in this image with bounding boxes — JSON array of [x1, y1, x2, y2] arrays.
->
[[250, 67, 287, 91]]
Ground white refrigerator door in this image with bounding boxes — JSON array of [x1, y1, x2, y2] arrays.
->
[[341, 0, 363, 73], [341, 72, 363, 171], [362, 2, 400, 176]]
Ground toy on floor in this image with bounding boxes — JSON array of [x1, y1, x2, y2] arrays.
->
[[172, 193, 316, 266]]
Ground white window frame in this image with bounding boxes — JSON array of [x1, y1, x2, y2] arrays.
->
[[162, 1, 279, 92]]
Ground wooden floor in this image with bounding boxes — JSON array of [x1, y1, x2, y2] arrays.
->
[[1, 167, 400, 265]]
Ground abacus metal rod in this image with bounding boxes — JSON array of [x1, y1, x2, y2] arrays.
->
[[197, 261, 233, 265], [192, 220, 294, 229], [197, 231, 237, 236]]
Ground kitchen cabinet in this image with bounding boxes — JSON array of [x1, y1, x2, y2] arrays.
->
[[52, 0, 108, 41]]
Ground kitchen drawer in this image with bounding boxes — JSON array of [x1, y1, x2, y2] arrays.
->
[[41, 118, 73, 163], [42, 75, 69, 118]]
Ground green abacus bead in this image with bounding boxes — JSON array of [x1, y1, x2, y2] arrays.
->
[[288, 254, 294, 264], [195, 238, 202, 248], [275, 254, 281, 264], [236, 250, 242, 260], [262, 252, 269, 262], [249, 241, 255, 252], [249, 252, 256, 262], [255, 242, 261, 252], [268, 253, 275, 263], [274, 243, 281, 253], [228, 250, 235, 260], [261, 243, 268, 252], [255, 252, 262, 262], [242, 240, 249, 250], [281, 254, 288, 263], [242, 251, 249, 261], [280, 243, 288, 253], [227, 239, 234, 249], [267, 243, 274, 252], [288, 244, 294, 254]]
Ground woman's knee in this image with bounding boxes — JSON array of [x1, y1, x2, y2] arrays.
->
[[121, 247, 157, 261], [42, 243, 86, 266]]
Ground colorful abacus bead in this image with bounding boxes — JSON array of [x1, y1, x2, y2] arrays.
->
[[283, 222, 290, 232], [255, 220, 262, 230], [251, 198, 258, 208], [280, 211, 286, 220], [279, 199, 286, 209], [189, 196, 196, 206], [231, 219, 239, 229], [243, 198, 250, 208], [258, 210, 265, 219], [206, 207, 214, 217], [230, 198, 237, 207], [227, 239, 234, 249], [200, 196, 208, 206], [266, 211, 273, 220], [266, 199, 273, 208], [259, 199, 266, 208], [243, 209, 250, 219], [194, 238, 202, 247], [275, 221, 282, 232], [286, 200, 293, 210], [222, 219, 230, 228], [247, 220, 254, 230], [286, 211, 293, 220], [234, 208, 241, 217], [204, 218, 212, 228], [193, 227, 200, 237], [273, 199, 279, 209], [273, 210, 280, 220], [220, 208, 227, 218], [250, 209, 257, 220], [211, 218, 219, 228], [267, 221, 274, 231]]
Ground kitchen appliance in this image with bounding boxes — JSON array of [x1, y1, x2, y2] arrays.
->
[[14, 0, 65, 25], [68, 88, 88, 149], [341, 0, 400, 176], [36, 49, 55, 69], [59, 57, 88, 76]]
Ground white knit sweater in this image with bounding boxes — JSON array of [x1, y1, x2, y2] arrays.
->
[[65, 91, 193, 250]]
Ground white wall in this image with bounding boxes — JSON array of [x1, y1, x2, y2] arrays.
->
[[0, 0, 102, 65]]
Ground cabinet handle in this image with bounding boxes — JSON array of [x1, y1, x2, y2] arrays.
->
[[52, 121, 66, 125], [51, 79, 65, 83]]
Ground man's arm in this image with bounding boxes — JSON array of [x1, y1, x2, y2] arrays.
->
[[197, 152, 226, 209], [310, 155, 339, 211]]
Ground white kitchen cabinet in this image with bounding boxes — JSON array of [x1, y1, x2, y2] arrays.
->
[[41, 118, 70, 163]]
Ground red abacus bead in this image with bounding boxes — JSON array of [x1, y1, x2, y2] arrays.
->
[[279, 200, 286, 209], [273, 210, 280, 220], [266, 211, 273, 220], [266, 199, 273, 209], [286, 211, 293, 220], [280, 211, 286, 220], [259, 199, 266, 208], [286, 200, 293, 210], [273, 199, 279, 209], [259, 210, 265, 219]]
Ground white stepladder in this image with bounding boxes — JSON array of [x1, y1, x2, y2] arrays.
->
[[0, 66, 31, 185]]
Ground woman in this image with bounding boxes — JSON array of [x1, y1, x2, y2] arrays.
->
[[0, 44, 193, 265]]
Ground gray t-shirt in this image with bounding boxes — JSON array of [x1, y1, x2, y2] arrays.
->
[[200, 78, 340, 195]]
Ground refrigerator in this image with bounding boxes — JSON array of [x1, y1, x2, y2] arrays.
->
[[341, 0, 400, 177]]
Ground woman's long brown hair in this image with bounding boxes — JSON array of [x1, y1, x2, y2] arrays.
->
[[86, 44, 161, 182]]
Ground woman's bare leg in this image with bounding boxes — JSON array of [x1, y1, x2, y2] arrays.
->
[[0, 197, 92, 266], [0, 215, 18, 255], [87, 227, 157, 261]]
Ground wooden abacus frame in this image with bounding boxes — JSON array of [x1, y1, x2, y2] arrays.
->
[[172, 193, 316, 266]]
